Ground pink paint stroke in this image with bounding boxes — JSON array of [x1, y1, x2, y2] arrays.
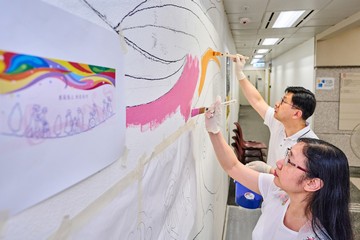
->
[[126, 55, 199, 131]]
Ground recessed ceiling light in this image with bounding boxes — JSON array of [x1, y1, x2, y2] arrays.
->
[[262, 38, 279, 45], [257, 49, 269, 54], [251, 59, 259, 64], [272, 10, 305, 28], [254, 55, 263, 58]]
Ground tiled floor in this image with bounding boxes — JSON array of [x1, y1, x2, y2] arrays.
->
[[225, 105, 360, 240]]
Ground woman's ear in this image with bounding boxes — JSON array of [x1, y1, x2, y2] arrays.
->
[[304, 178, 323, 192]]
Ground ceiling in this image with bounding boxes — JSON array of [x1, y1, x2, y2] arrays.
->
[[223, 0, 360, 63]]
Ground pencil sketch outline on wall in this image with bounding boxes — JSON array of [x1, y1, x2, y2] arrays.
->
[[81, 0, 222, 132], [127, 130, 195, 239], [66, 1, 227, 239]]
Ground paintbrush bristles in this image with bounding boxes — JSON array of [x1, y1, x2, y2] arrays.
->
[[191, 107, 207, 117], [198, 107, 206, 114], [212, 51, 222, 56]]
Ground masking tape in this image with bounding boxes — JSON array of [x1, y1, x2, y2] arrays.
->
[[137, 155, 146, 226], [150, 119, 195, 161], [48, 215, 71, 240], [0, 211, 9, 238], [120, 146, 129, 168], [49, 158, 141, 239], [117, 26, 128, 54]]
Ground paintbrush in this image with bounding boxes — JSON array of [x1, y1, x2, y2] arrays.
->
[[191, 99, 237, 117], [212, 51, 249, 60]]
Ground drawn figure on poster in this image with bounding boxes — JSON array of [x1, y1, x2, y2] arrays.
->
[[0, 50, 116, 141]]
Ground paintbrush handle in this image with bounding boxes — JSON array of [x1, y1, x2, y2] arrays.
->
[[222, 52, 249, 60], [213, 50, 249, 60], [221, 99, 237, 106], [191, 99, 237, 117]]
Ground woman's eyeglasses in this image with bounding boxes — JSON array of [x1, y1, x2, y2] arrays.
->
[[284, 148, 308, 172]]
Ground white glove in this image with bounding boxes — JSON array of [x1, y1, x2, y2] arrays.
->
[[205, 96, 222, 134], [235, 54, 246, 81], [246, 161, 272, 173]]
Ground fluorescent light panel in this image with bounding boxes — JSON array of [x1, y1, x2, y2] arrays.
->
[[262, 38, 279, 45], [272, 10, 305, 28], [257, 49, 269, 54], [254, 55, 263, 58], [251, 59, 259, 64]]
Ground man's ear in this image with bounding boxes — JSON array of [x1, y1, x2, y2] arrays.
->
[[292, 109, 303, 119], [304, 178, 323, 192]]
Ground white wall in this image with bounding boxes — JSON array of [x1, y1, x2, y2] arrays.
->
[[0, 0, 238, 239], [317, 26, 360, 66], [270, 38, 315, 122], [239, 69, 266, 105]]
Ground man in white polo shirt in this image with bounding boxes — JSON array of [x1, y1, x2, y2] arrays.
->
[[234, 54, 318, 173]]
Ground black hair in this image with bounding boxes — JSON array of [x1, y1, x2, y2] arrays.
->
[[298, 138, 353, 240], [285, 86, 316, 120]]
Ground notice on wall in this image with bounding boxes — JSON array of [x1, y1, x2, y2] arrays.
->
[[339, 73, 360, 130], [316, 77, 335, 90]]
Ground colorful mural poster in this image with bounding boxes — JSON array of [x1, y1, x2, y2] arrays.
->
[[0, 50, 121, 215]]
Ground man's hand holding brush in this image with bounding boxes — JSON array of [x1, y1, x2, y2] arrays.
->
[[212, 50, 248, 81], [234, 54, 247, 81]]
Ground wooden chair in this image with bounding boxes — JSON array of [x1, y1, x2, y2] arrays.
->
[[231, 141, 266, 164], [231, 136, 264, 157], [232, 122, 268, 163], [232, 130, 267, 157], [233, 122, 267, 149]]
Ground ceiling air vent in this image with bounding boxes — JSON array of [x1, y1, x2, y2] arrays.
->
[[265, 12, 274, 29], [295, 10, 314, 27], [277, 38, 285, 45]]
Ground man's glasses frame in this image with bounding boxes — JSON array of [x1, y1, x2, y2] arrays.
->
[[284, 148, 308, 172], [280, 97, 300, 109]]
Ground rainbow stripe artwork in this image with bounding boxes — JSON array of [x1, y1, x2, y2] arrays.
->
[[0, 50, 116, 141]]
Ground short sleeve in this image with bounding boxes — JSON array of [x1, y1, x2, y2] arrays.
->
[[258, 173, 276, 200], [264, 107, 275, 128]]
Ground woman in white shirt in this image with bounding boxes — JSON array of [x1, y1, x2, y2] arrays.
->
[[205, 98, 353, 240]]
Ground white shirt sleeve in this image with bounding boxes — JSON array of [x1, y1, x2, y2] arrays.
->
[[264, 107, 274, 129], [258, 173, 276, 199]]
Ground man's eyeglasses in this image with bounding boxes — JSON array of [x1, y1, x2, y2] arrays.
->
[[284, 148, 308, 172], [280, 97, 299, 109]]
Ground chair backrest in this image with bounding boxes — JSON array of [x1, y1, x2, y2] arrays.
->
[[234, 122, 246, 148], [231, 139, 246, 164], [231, 142, 241, 162]]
